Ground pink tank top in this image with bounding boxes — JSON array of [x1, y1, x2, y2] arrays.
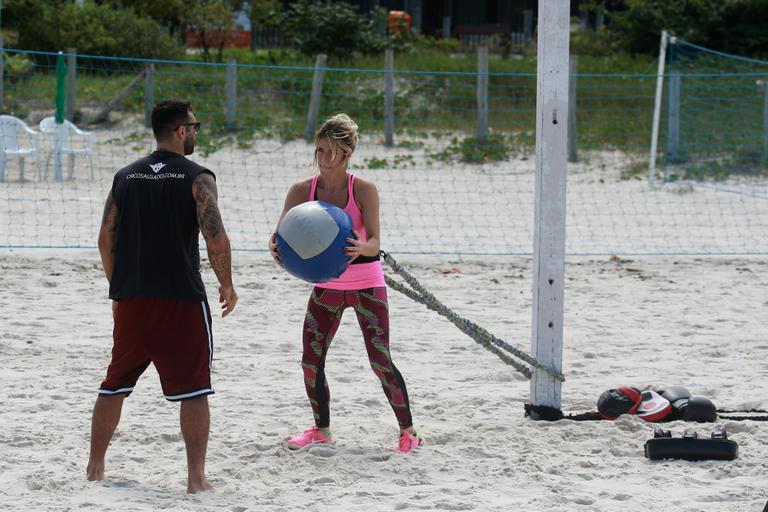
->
[[310, 173, 385, 290]]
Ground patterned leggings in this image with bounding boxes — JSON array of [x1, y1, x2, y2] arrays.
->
[[301, 286, 413, 428]]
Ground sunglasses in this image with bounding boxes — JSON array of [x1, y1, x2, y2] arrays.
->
[[176, 121, 201, 133]]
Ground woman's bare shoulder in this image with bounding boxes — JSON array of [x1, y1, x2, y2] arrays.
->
[[288, 177, 313, 195], [353, 175, 379, 194]]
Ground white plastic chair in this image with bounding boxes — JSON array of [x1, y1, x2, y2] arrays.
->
[[39, 117, 95, 180], [0, 115, 41, 182]]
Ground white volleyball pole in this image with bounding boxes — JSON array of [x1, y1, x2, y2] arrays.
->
[[648, 30, 669, 189], [528, 0, 570, 419]]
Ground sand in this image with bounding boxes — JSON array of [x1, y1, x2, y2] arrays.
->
[[1, 248, 767, 511], [1, 115, 768, 510]]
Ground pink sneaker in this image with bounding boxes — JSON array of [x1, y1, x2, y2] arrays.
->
[[398, 431, 422, 453], [285, 426, 334, 450]]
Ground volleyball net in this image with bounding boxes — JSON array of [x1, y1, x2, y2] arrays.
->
[[661, 37, 768, 193], [0, 46, 766, 255]]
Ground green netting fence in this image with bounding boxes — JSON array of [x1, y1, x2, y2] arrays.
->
[[0, 46, 765, 255]]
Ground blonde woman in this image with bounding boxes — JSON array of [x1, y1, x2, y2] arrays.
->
[[269, 114, 421, 453]]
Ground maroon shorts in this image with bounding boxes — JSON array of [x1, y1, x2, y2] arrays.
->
[[99, 297, 214, 401]]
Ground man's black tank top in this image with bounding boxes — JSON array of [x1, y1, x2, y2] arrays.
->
[[109, 150, 213, 300]]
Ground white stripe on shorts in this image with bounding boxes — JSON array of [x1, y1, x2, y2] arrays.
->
[[165, 388, 213, 401], [99, 386, 134, 395], [199, 300, 213, 372]]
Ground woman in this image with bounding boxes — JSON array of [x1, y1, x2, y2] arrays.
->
[[269, 113, 421, 453]]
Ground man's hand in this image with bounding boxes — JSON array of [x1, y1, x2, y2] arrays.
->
[[219, 285, 238, 317]]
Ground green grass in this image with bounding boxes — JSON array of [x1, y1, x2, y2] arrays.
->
[[0, 46, 743, 168]]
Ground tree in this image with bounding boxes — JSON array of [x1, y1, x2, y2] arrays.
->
[[98, 0, 188, 39], [3, 0, 183, 58], [699, 0, 768, 56], [278, 0, 386, 60], [603, 0, 768, 56], [186, 0, 247, 62], [248, 0, 281, 28]]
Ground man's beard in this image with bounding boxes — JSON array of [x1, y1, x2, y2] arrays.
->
[[183, 135, 195, 155]]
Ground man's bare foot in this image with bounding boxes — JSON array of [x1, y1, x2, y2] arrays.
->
[[86, 462, 105, 481], [187, 477, 213, 494]]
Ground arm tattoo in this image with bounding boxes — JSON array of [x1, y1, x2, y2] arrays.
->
[[193, 173, 233, 288], [208, 245, 232, 276], [99, 189, 119, 283], [193, 173, 224, 240], [101, 190, 119, 233]]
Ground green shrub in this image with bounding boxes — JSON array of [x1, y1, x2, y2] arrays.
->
[[605, 0, 768, 56], [428, 134, 509, 164], [4, 53, 33, 79], [454, 134, 509, 163], [570, 27, 622, 57], [6, 0, 183, 59], [278, 0, 386, 60]]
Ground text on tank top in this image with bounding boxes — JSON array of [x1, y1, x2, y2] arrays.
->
[[109, 149, 213, 300]]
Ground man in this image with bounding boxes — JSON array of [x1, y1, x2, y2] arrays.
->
[[86, 100, 238, 493]]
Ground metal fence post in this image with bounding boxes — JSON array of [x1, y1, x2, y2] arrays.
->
[[226, 59, 237, 130], [54, 51, 66, 181], [384, 49, 395, 147], [0, 35, 4, 114], [144, 63, 154, 128], [648, 30, 669, 188], [476, 46, 488, 143], [763, 79, 768, 162], [568, 56, 578, 163], [666, 70, 681, 163], [0, 37, 3, 180], [66, 48, 76, 121], [305, 54, 327, 140]]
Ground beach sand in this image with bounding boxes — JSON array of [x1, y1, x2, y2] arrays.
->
[[1, 249, 767, 511]]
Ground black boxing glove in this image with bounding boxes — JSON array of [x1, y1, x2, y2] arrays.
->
[[684, 396, 717, 422], [658, 386, 692, 420]]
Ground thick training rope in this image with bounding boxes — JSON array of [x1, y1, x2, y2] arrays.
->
[[716, 409, 768, 421], [523, 404, 768, 422], [524, 403, 601, 421], [381, 250, 565, 382]]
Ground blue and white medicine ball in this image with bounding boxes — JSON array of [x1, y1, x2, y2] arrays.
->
[[275, 201, 354, 283]]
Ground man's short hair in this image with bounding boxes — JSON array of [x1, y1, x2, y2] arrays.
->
[[151, 100, 192, 141]]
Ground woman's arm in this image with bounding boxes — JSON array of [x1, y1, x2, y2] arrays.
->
[[347, 178, 381, 260]]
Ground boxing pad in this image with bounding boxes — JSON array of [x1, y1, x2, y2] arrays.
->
[[636, 390, 673, 422], [684, 396, 718, 422], [597, 386, 642, 420], [659, 387, 717, 422], [659, 386, 691, 420]]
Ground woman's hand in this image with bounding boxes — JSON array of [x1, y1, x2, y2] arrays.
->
[[269, 232, 284, 268], [345, 230, 364, 263]]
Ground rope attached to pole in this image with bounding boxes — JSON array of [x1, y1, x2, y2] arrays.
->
[[381, 251, 565, 382]]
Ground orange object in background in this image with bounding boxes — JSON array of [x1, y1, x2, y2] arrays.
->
[[186, 27, 252, 49], [388, 11, 411, 34]]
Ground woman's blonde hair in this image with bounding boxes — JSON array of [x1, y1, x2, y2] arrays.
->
[[314, 113, 359, 167]]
